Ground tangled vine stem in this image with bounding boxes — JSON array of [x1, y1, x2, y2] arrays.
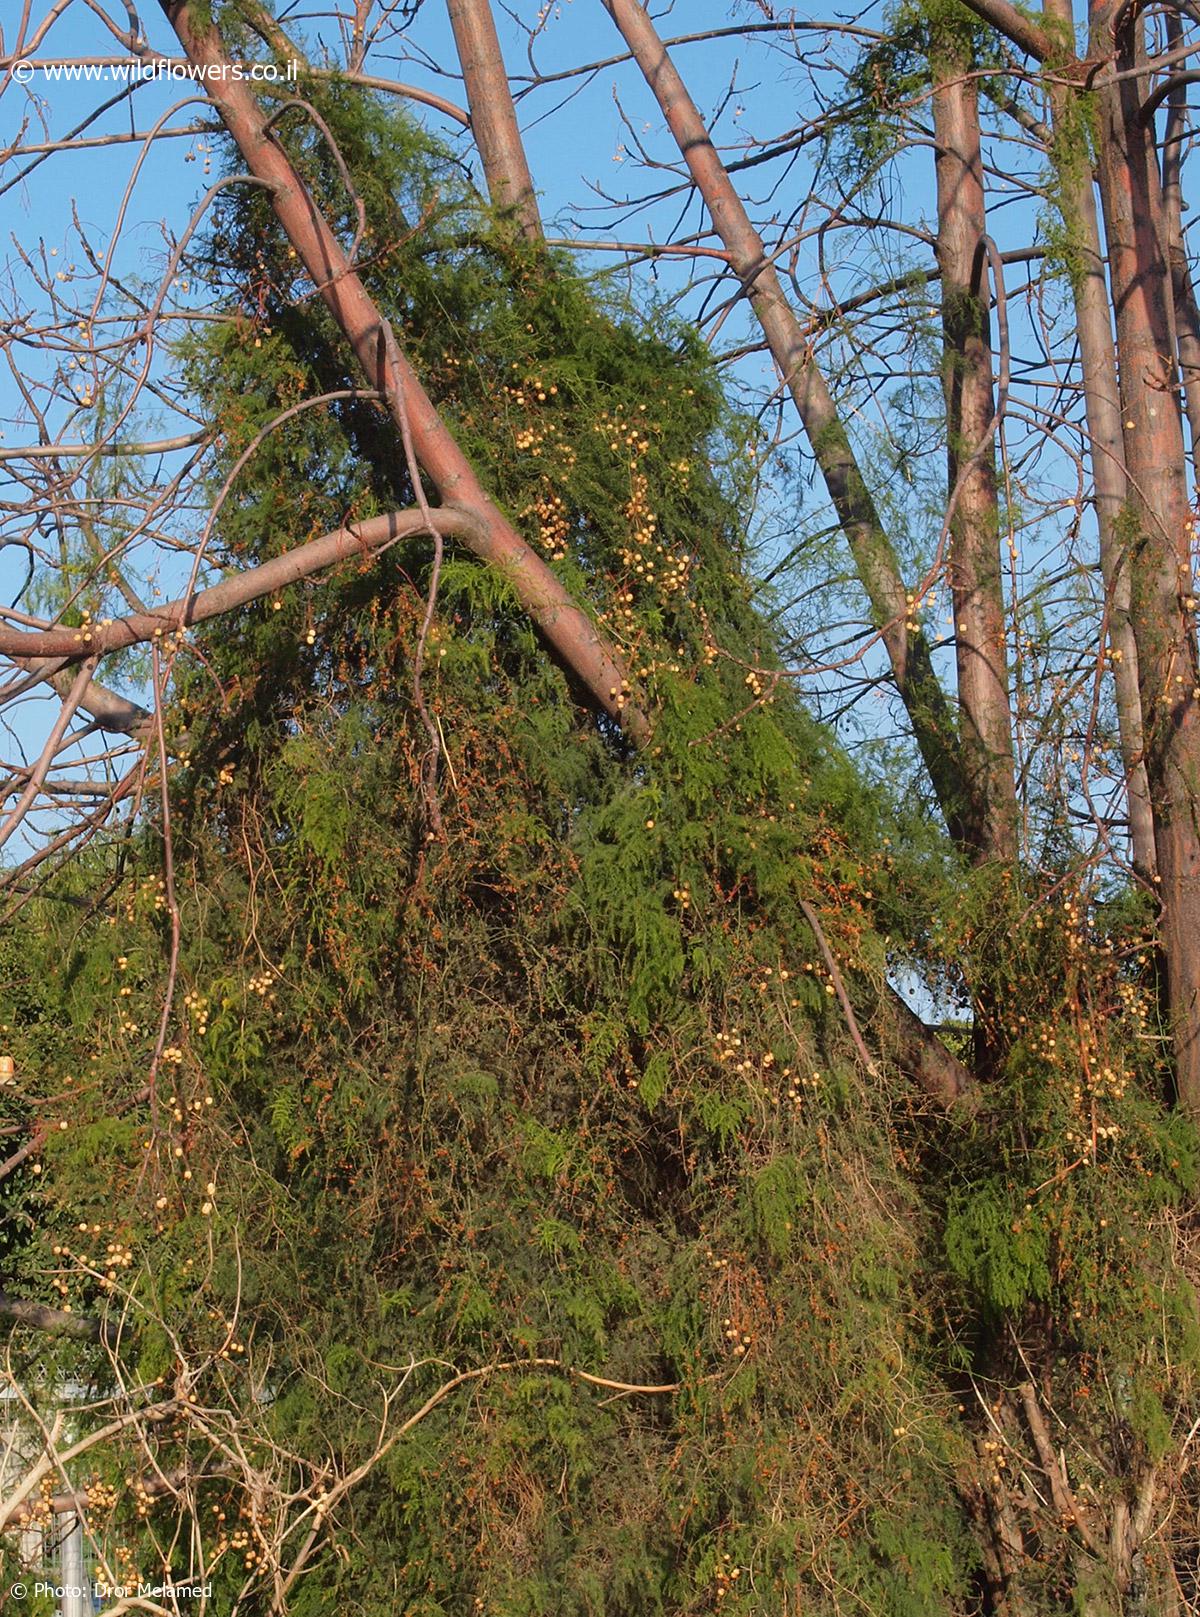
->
[[392, 1359, 682, 1440]]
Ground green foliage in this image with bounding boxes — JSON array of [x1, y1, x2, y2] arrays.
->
[[3, 82, 1197, 1617]]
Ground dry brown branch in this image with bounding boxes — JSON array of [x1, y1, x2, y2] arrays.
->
[[1017, 1380, 1104, 1557]]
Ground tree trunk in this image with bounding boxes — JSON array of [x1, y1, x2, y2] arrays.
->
[[446, 0, 543, 242], [600, 0, 976, 846], [932, 35, 1019, 864], [1090, 0, 1200, 1111], [1162, 11, 1200, 483], [1043, 0, 1157, 881]]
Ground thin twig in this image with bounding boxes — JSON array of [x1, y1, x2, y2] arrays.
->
[[797, 896, 879, 1078]]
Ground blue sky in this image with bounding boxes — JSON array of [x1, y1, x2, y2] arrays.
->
[[0, 0, 808, 653], [0, 2, 809, 846], [0, 2, 1122, 877]]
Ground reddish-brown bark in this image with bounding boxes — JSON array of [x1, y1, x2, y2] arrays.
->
[[1091, 0, 1200, 1110], [1162, 12, 1200, 482], [595, 0, 982, 1108], [932, 42, 1018, 863], [0, 510, 474, 661], [927, 0, 1200, 1110], [600, 0, 973, 844], [956, 0, 1055, 59], [446, 0, 543, 241], [1043, 0, 1156, 881], [152, 0, 643, 741]]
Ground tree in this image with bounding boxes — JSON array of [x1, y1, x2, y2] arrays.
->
[[1, 0, 1200, 1611]]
